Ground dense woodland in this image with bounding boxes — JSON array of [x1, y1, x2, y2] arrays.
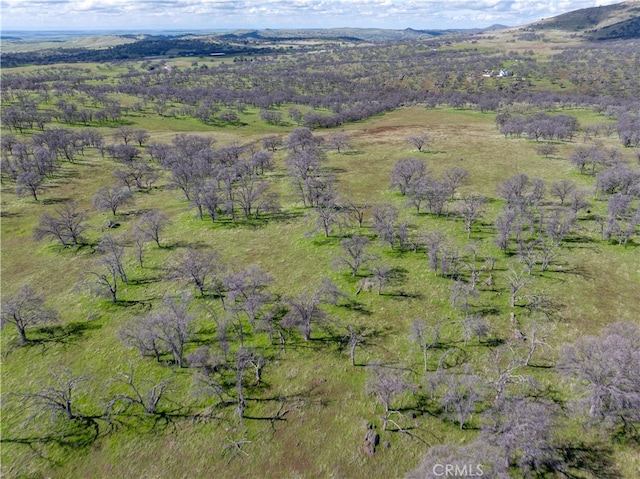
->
[[1, 24, 640, 479]]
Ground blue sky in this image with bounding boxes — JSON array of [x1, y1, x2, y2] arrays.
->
[[1, 0, 623, 31]]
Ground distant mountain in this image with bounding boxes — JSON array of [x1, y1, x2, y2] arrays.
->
[[214, 25, 509, 43], [529, 0, 640, 40]]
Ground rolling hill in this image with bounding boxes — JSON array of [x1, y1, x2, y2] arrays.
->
[[531, 0, 640, 39]]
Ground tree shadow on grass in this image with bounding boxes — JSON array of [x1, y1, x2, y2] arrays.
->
[[40, 197, 72, 205], [3, 321, 104, 355], [555, 440, 620, 478], [1, 416, 102, 462]]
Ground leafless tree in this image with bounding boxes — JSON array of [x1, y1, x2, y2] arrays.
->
[[390, 157, 426, 195], [325, 131, 353, 154], [282, 283, 330, 341], [371, 262, 392, 295], [33, 201, 88, 247], [171, 248, 223, 296], [410, 318, 440, 373], [16, 171, 45, 201], [442, 166, 469, 199], [1, 284, 59, 344], [536, 142, 558, 158], [114, 126, 135, 145], [346, 324, 366, 366], [18, 367, 91, 432], [483, 346, 530, 402], [130, 229, 148, 268], [458, 194, 487, 238], [234, 169, 272, 219], [506, 265, 532, 308], [312, 200, 343, 237], [335, 235, 373, 276], [114, 162, 159, 191], [342, 196, 369, 228], [550, 179, 576, 205], [407, 132, 432, 152], [133, 209, 171, 247], [567, 187, 591, 214], [441, 370, 484, 429], [366, 363, 413, 431], [559, 321, 640, 429], [107, 362, 172, 416], [261, 134, 283, 152], [482, 396, 560, 474], [461, 314, 490, 346], [154, 294, 196, 368], [133, 129, 150, 147], [96, 234, 128, 283], [372, 203, 399, 249], [88, 254, 122, 303], [119, 315, 164, 363]]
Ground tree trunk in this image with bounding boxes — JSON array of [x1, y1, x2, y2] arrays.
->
[[18, 326, 28, 345]]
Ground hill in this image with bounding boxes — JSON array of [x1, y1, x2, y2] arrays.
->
[[530, 0, 640, 39]]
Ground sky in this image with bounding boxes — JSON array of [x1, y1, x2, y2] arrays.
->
[[0, 0, 625, 32]]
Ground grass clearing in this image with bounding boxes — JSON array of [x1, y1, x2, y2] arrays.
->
[[2, 88, 639, 479]]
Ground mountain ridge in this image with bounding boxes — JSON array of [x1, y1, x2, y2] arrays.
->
[[529, 0, 640, 39]]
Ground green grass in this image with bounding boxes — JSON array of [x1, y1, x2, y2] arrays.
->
[[2, 100, 639, 478]]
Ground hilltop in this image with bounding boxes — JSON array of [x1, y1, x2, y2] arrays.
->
[[530, 0, 640, 40]]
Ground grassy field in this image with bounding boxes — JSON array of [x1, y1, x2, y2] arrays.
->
[[1, 70, 639, 477]]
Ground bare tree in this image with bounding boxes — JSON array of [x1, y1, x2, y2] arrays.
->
[[282, 283, 329, 341], [154, 294, 196, 368], [261, 134, 283, 152], [442, 166, 469, 199], [410, 318, 440, 373], [133, 129, 150, 147], [506, 265, 532, 308], [536, 142, 558, 158], [458, 194, 487, 238], [325, 131, 352, 154], [559, 321, 640, 428], [119, 315, 164, 363], [96, 234, 128, 283], [372, 203, 399, 249], [19, 367, 90, 425], [33, 201, 88, 247], [88, 255, 122, 303], [93, 186, 133, 216], [134, 209, 170, 247], [114, 162, 159, 191], [481, 396, 562, 474], [407, 132, 432, 152], [335, 235, 373, 276], [366, 363, 413, 431], [16, 171, 45, 201], [550, 179, 577, 206], [390, 157, 426, 195], [346, 324, 366, 366], [107, 362, 172, 416], [371, 262, 392, 295], [119, 294, 194, 368], [114, 126, 135, 145], [1, 284, 59, 344], [343, 196, 369, 228], [311, 200, 343, 237], [441, 370, 483, 429], [130, 229, 149, 268], [171, 248, 223, 296]]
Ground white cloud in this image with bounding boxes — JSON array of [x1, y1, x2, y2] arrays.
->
[[0, 0, 626, 31]]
